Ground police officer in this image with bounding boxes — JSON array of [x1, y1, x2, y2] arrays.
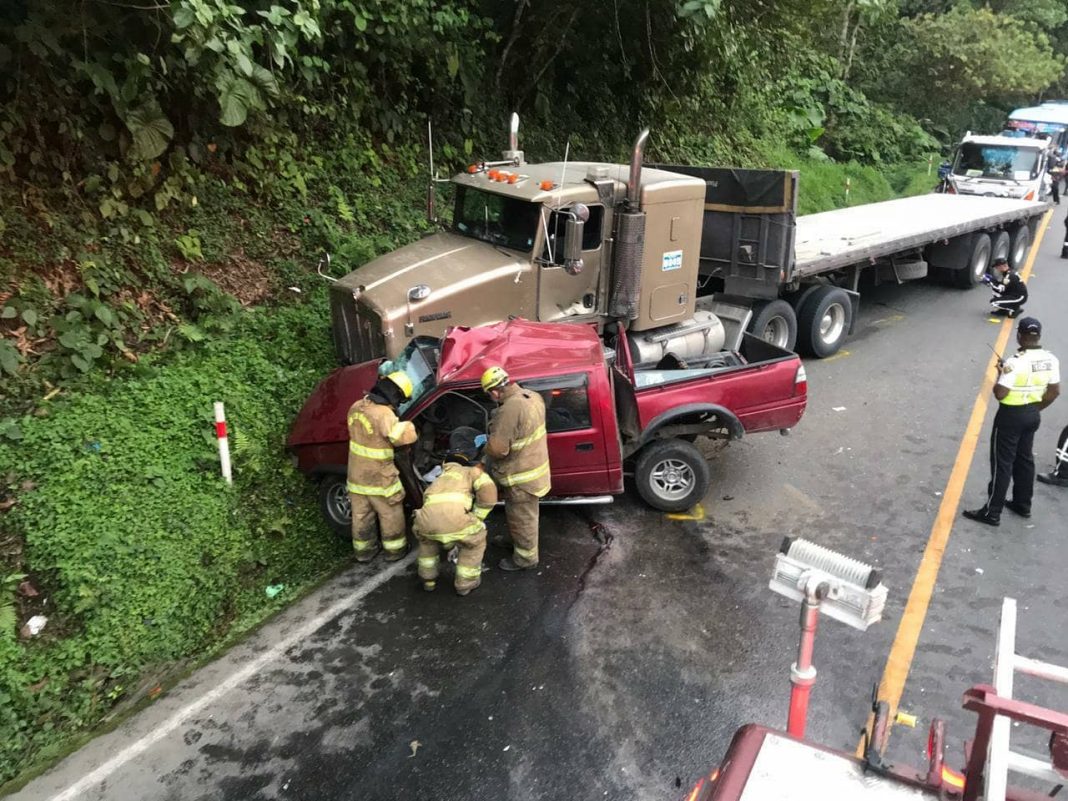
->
[[346, 371, 418, 561], [412, 427, 497, 596], [481, 366, 550, 571], [963, 317, 1061, 526], [1036, 423, 1068, 487], [983, 256, 1028, 318]]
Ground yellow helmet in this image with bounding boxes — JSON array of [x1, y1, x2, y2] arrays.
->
[[385, 371, 414, 399], [480, 365, 509, 392]]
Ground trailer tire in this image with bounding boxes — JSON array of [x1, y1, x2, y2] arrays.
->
[[634, 439, 711, 513], [319, 474, 353, 541], [798, 286, 853, 358], [748, 300, 797, 352], [954, 233, 992, 289], [992, 230, 1011, 265], [1009, 223, 1031, 270]]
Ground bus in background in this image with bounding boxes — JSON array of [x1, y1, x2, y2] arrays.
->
[[1007, 102, 1068, 154]]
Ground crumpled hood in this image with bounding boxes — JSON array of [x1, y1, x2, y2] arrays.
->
[[287, 359, 382, 447]]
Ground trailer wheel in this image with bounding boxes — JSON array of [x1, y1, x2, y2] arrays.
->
[[748, 300, 797, 352], [954, 233, 992, 289], [992, 230, 1011, 265], [798, 286, 853, 358], [634, 439, 711, 513], [319, 474, 353, 541], [1009, 223, 1031, 270]]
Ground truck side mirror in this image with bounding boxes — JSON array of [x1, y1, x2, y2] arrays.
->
[[564, 217, 585, 275]]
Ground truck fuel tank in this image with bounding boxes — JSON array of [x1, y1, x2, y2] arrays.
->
[[626, 310, 726, 366]]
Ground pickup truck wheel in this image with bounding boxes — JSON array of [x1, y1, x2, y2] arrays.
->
[[319, 474, 353, 541], [955, 233, 991, 289], [748, 300, 797, 352], [797, 286, 852, 358], [1009, 223, 1031, 270], [634, 439, 711, 513]]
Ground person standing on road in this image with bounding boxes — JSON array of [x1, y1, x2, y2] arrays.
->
[[964, 317, 1061, 526], [983, 256, 1028, 318], [346, 371, 418, 562], [481, 366, 550, 572], [413, 427, 497, 596], [1036, 423, 1068, 487], [1048, 145, 1063, 205]]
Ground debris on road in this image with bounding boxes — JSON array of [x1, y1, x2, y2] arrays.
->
[[409, 740, 421, 758]]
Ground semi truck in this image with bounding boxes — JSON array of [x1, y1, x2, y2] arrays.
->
[[287, 318, 807, 533], [327, 116, 1048, 366], [943, 133, 1051, 202]]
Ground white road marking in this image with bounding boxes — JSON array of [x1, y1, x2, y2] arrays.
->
[[47, 553, 416, 801]]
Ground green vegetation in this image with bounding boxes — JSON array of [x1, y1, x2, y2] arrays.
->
[[0, 0, 1065, 787]]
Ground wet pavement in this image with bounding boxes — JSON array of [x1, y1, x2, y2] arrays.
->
[[13, 212, 1068, 801]]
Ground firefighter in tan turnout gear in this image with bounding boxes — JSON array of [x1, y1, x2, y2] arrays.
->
[[346, 371, 418, 562], [481, 366, 550, 572], [413, 427, 497, 596]]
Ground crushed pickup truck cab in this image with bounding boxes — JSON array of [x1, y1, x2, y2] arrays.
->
[[287, 318, 807, 536]]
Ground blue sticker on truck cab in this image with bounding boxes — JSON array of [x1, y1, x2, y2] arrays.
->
[[662, 250, 683, 271]]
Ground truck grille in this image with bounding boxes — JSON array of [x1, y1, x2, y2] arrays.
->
[[330, 286, 385, 365]]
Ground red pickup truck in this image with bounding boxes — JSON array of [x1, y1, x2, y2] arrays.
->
[[287, 319, 807, 535]]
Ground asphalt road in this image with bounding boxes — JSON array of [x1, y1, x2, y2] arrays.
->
[[13, 210, 1068, 801]]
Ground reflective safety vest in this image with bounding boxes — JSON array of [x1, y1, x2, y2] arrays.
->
[[413, 463, 497, 544], [346, 397, 417, 497], [999, 348, 1060, 407], [487, 383, 551, 497]]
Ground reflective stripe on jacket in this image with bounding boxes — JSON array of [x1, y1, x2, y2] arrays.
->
[[413, 463, 497, 542], [487, 383, 551, 497], [346, 397, 417, 496], [999, 348, 1059, 406]]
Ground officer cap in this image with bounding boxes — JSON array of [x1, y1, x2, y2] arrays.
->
[[992, 256, 1009, 267], [1018, 316, 1042, 335]]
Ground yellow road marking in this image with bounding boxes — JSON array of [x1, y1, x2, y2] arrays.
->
[[667, 504, 705, 521], [857, 209, 1052, 755], [823, 349, 851, 362]]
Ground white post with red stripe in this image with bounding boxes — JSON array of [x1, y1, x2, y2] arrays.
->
[[214, 401, 233, 484]]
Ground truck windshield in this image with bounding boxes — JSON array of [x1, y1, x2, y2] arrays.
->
[[954, 143, 1039, 181], [379, 336, 440, 415], [453, 186, 541, 252]]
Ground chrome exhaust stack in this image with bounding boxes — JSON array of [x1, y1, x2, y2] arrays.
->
[[503, 112, 524, 166], [627, 127, 649, 211]]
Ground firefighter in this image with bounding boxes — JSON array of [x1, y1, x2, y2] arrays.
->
[[346, 371, 418, 562], [1036, 423, 1068, 487], [413, 427, 497, 596], [963, 317, 1061, 526], [982, 256, 1028, 318], [481, 365, 550, 571]]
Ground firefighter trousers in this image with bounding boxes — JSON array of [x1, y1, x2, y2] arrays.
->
[[350, 491, 407, 560], [415, 527, 486, 593], [504, 486, 540, 567]]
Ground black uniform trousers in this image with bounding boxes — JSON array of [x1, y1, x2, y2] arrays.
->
[[984, 403, 1041, 517]]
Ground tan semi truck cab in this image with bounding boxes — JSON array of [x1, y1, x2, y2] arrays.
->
[[329, 129, 752, 366]]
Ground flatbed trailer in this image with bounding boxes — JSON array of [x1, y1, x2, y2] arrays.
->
[[793, 195, 1048, 278], [681, 165, 1049, 358]]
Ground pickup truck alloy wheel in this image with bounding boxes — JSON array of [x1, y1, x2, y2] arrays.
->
[[634, 439, 711, 513], [748, 300, 798, 352], [798, 286, 852, 358], [319, 474, 353, 541]]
